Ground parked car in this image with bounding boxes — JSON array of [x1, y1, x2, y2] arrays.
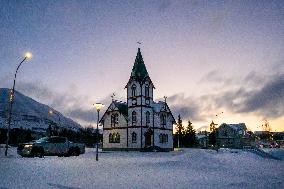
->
[[269, 142, 280, 148], [17, 136, 85, 157]]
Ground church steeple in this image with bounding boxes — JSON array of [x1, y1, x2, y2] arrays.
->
[[130, 48, 149, 81]]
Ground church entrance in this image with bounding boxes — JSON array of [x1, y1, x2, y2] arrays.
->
[[144, 129, 153, 147]]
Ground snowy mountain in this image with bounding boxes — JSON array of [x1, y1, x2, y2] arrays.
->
[[0, 88, 82, 131]]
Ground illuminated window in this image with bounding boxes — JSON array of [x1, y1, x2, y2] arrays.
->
[[115, 133, 120, 143], [109, 132, 120, 143]]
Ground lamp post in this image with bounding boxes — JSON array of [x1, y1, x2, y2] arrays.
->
[[93, 103, 104, 161], [48, 109, 61, 136], [5, 52, 32, 156]]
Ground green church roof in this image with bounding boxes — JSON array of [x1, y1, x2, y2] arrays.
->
[[130, 48, 149, 81]]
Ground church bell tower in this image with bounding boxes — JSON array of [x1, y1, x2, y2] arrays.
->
[[125, 48, 155, 149]]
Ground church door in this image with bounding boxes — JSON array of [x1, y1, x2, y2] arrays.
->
[[145, 130, 152, 147]]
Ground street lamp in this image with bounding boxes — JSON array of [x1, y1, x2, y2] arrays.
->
[[48, 109, 61, 136], [5, 52, 32, 156], [93, 103, 104, 161]]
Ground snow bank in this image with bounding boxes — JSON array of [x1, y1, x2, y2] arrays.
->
[[0, 148, 283, 189]]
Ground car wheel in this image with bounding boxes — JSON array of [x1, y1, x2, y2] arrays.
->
[[31, 147, 44, 158], [69, 148, 80, 156]]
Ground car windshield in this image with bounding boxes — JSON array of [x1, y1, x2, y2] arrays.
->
[[35, 137, 49, 143]]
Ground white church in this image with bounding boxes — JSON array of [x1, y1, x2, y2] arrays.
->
[[100, 48, 176, 151]]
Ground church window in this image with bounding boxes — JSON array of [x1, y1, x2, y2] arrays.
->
[[159, 134, 163, 143], [111, 114, 114, 127], [114, 113, 119, 126], [146, 111, 150, 126], [132, 132, 137, 143], [115, 133, 120, 143], [109, 133, 113, 143], [160, 114, 166, 127], [132, 111, 137, 126], [159, 134, 168, 143], [111, 113, 119, 127], [145, 85, 150, 97], [131, 84, 136, 97], [109, 132, 120, 143]]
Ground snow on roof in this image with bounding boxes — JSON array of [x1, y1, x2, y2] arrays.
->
[[196, 134, 207, 139], [221, 123, 247, 131], [152, 101, 166, 112]]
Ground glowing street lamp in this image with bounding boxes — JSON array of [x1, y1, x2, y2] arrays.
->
[[48, 109, 61, 136], [93, 103, 104, 161], [5, 52, 32, 156]]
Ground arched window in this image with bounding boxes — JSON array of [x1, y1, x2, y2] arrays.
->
[[160, 114, 166, 127], [111, 113, 119, 127], [159, 134, 168, 143], [132, 132, 137, 143], [111, 114, 114, 126], [110, 132, 120, 143], [159, 134, 163, 143], [131, 84, 136, 97], [145, 85, 150, 97], [132, 111, 137, 125], [109, 133, 113, 143], [116, 133, 120, 143], [114, 113, 119, 126], [146, 111, 150, 126]]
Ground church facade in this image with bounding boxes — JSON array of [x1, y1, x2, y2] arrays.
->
[[100, 48, 175, 151]]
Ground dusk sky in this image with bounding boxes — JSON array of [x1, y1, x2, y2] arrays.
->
[[1, 0, 284, 131]]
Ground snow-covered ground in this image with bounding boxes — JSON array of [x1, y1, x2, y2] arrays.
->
[[0, 148, 283, 189], [262, 148, 284, 160]]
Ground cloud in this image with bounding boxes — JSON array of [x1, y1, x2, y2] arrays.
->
[[167, 72, 284, 123], [66, 107, 94, 123], [11, 81, 95, 124], [215, 73, 284, 118], [199, 70, 223, 83], [166, 93, 204, 122], [239, 74, 284, 117], [17, 81, 55, 101]]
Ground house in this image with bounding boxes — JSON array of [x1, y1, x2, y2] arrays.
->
[[100, 48, 176, 151], [196, 132, 209, 148], [216, 123, 247, 148]]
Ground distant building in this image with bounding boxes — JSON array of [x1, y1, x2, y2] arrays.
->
[[100, 48, 175, 151], [217, 123, 247, 148], [196, 132, 209, 148]]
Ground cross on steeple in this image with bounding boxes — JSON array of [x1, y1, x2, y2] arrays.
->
[[164, 96, 167, 103]]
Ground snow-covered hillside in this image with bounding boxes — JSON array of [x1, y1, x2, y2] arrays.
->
[[0, 148, 283, 189], [0, 88, 82, 131]]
